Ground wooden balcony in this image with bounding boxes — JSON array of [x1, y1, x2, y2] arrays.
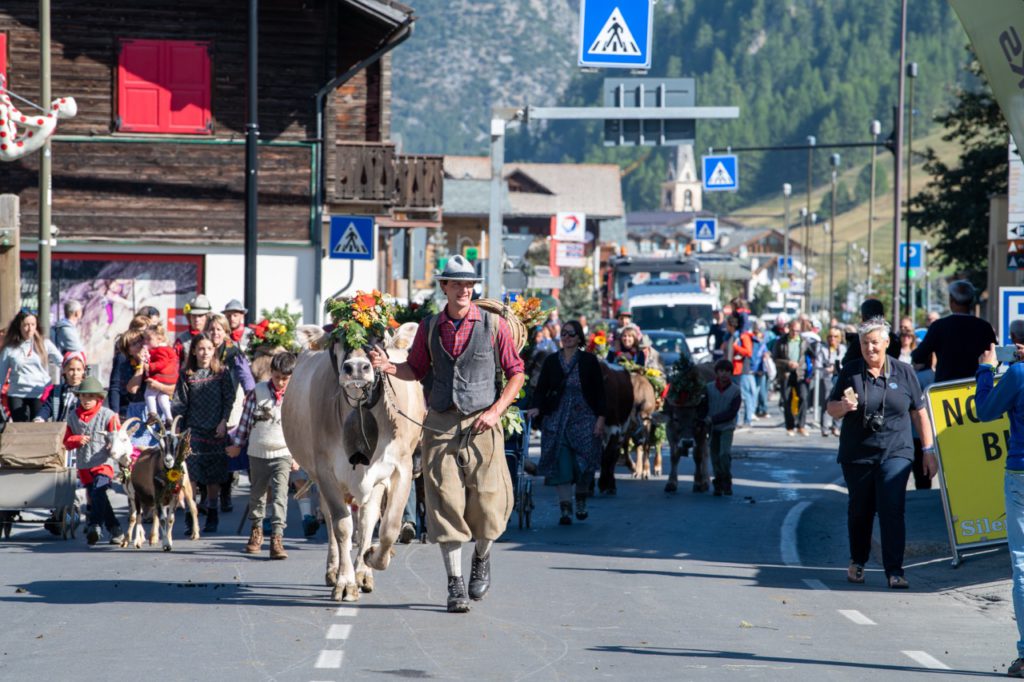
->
[[333, 142, 443, 212]]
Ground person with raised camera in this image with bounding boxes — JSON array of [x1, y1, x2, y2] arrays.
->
[[826, 317, 937, 589], [974, 326, 1024, 678]]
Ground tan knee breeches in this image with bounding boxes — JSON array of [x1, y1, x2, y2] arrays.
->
[[422, 408, 513, 543]]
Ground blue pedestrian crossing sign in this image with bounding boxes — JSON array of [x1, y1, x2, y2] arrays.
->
[[329, 215, 374, 260], [694, 218, 717, 242], [702, 154, 738, 192], [578, 0, 653, 69], [777, 256, 794, 272]]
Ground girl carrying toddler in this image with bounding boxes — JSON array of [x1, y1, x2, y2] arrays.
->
[[143, 325, 179, 425]]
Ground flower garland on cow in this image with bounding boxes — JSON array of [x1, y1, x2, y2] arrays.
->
[[586, 329, 611, 357], [665, 355, 708, 408], [325, 290, 399, 351], [246, 305, 302, 381]]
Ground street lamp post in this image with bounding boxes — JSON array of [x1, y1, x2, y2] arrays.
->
[[891, 0, 909, 330], [783, 182, 792, 284], [867, 119, 881, 295], [799, 207, 808, 303], [904, 61, 918, 321], [829, 153, 840, 318], [804, 135, 816, 313]]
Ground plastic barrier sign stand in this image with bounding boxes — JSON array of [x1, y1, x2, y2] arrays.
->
[[925, 378, 1010, 567]]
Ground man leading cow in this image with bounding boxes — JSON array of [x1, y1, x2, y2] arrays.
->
[[369, 255, 526, 613]]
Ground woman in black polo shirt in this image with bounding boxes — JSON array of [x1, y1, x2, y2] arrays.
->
[[826, 317, 938, 589]]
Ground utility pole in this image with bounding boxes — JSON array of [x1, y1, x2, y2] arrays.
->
[[804, 136, 815, 313], [867, 119, 881, 295], [891, 0, 909, 330], [829, 153, 840, 317], [904, 61, 918, 321], [38, 0, 52, 336], [243, 0, 260, 322]]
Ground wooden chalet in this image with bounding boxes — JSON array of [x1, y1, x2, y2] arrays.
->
[[0, 0, 440, 334]]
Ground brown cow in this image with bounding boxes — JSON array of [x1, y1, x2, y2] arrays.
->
[[597, 361, 634, 495], [663, 361, 716, 493], [627, 374, 658, 479]]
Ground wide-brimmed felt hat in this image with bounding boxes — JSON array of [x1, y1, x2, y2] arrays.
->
[[617, 308, 632, 318], [186, 294, 212, 315], [75, 376, 105, 395], [222, 298, 247, 314], [438, 255, 482, 282]]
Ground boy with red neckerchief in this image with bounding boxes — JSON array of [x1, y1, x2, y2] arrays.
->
[[63, 376, 124, 545]]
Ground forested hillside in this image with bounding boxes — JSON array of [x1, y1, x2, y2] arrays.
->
[[393, 0, 969, 210]]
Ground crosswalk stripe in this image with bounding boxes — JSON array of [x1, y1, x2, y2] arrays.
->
[[314, 650, 344, 669], [326, 624, 352, 640], [902, 650, 950, 670], [838, 609, 876, 625]]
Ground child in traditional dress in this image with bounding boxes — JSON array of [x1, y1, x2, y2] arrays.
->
[[63, 376, 124, 545], [144, 325, 178, 425]]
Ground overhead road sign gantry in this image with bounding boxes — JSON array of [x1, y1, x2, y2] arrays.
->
[[578, 0, 653, 70], [602, 78, 698, 147]]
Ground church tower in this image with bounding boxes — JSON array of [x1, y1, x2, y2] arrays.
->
[[661, 144, 703, 212]]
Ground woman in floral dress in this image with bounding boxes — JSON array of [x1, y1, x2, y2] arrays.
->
[[526, 320, 606, 525]]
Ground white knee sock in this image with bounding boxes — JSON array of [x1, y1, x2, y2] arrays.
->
[[441, 542, 462, 577], [296, 496, 312, 518], [475, 539, 492, 559]]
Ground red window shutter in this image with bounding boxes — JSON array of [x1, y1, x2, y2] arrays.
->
[[117, 38, 210, 135], [0, 33, 7, 84], [118, 39, 164, 133], [164, 42, 210, 134]]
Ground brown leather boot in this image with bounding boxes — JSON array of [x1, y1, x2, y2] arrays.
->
[[269, 534, 288, 560], [244, 525, 263, 554]]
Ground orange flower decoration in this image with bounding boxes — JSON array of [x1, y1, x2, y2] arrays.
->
[[354, 293, 377, 311]]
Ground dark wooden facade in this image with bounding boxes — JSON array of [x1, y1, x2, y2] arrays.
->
[[0, 0, 439, 245]]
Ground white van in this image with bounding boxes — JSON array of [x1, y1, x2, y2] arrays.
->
[[624, 283, 718, 361]]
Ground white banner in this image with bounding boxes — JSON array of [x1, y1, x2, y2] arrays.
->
[[555, 241, 586, 267]]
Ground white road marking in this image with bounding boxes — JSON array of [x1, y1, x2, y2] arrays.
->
[[801, 578, 829, 591], [902, 650, 951, 670], [326, 624, 353, 640], [780, 500, 811, 566], [314, 650, 344, 668], [334, 606, 360, 617], [838, 609, 876, 625]]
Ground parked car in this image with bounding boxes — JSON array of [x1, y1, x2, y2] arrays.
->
[[645, 329, 702, 367]]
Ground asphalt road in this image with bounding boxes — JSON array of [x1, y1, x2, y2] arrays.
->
[[0, 414, 1017, 681]]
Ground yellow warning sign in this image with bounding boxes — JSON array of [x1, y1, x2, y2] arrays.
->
[[926, 378, 1009, 551]]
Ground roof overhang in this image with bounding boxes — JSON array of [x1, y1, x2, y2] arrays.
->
[[340, 0, 414, 26]]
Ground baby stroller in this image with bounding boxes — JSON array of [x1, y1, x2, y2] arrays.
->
[[505, 415, 534, 530]]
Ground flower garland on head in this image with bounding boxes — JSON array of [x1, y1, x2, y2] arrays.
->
[[617, 357, 666, 395], [246, 305, 302, 359], [666, 355, 707, 408], [509, 296, 548, 330], [587, 330, 610, 357], [325, 290, 399, 351]]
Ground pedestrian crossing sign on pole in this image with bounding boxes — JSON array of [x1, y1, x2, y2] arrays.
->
[[329, 215, 375, 261], [578, 0, 653, 69], [694, 217, 717, 242], [702, 154, 738, 192]]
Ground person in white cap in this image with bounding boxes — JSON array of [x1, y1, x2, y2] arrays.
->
[[222, 299, 253, 352], [174, 293, 212, 364], [368, 255, 525, 613]]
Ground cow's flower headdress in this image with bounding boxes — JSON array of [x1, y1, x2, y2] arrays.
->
[[326, 290, 398, 351], [247, 305, 301, 358], [509, 296, 547, 329]]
